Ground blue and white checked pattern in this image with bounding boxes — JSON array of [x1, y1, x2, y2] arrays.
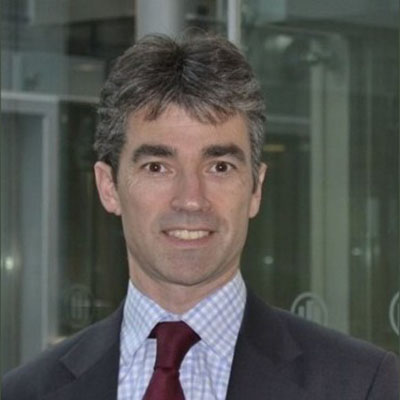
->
[[117, 272, 246, 400]]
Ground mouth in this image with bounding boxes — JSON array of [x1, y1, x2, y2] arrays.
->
[[163, 229, 213, 241]]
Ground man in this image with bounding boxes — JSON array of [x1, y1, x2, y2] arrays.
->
[[2, 34, 399, 400]]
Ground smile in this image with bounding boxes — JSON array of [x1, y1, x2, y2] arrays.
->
[[165, 229, 212, 240]]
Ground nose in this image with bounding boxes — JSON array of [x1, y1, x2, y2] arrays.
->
[[170, 170, 211, 212]]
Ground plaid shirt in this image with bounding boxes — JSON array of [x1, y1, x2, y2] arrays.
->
[[117, 272, 246, 400]]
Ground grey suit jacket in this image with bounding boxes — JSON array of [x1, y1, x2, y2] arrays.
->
[[2, 290, 399, 399]]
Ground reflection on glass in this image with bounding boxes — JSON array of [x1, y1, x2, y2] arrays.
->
[[1, 0, 398, 375], [241, 0, 399, 354], [1, 0, 228, 373]]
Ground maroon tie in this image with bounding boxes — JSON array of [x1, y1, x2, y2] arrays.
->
[[143, 321, 200, 400]]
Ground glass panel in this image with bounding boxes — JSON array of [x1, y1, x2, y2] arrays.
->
[[241, 0, 399, 354], [1, 0, 228, 373], [3, 0, 397, 376], [1, 112, 44, 372]]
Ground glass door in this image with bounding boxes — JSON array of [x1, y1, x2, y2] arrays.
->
[[1, 0, 230, 373], [240, 0, 399, 354]]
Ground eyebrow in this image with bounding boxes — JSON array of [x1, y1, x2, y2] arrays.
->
[[132, 144, 176, 163], [202, 144, 246, 163], [131, 143, 247, 164]]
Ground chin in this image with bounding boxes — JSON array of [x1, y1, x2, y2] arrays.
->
[[159, 265, 229, 289]]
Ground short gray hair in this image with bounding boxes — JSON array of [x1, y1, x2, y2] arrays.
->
[[94, 33, 266, 188]]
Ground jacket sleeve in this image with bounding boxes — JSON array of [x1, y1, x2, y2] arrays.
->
[[367, 352, 400, 400]]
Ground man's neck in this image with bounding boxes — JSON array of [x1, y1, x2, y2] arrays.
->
[[129, 269, 239, 314]]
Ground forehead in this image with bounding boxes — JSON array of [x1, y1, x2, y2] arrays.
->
[[125, 105, 250, 149]]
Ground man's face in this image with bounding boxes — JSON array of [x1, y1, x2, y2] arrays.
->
[[95, 105, 266, 302]]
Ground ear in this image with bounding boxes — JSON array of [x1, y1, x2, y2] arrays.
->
[[94, 161, 121, 216], [249, 162, 267, 218]]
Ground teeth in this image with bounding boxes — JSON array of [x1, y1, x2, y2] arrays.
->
[[167, 230, 210, 240]]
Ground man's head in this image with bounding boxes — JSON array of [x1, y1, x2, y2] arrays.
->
[[94, 33, 266, 190], [94, 34, 267, 312]]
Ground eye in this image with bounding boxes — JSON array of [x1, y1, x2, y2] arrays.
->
[[143, 162, 167, 173], [210, 161, 235, 173]]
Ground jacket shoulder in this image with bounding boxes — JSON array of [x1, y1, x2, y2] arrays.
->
[[2, 305, 123, 400], [3, 330, 84, 399], [275, 306, 390, 361], [242, 290, 400, 399], [248, 290, 394, 364]]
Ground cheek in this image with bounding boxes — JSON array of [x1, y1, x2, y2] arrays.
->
[[119, 180, 170, 230], [119, 199, 154, 248], [213, 188, 252, 225]]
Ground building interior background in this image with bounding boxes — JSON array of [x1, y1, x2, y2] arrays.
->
[[1, 0, 399, 374]]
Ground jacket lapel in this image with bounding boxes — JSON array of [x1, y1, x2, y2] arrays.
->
[[43, 303, 124, 400], [41, 290, 309, 399], [226, 290, 308, 400]]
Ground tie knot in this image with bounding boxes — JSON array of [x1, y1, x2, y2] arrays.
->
[[150, 321, 200, 370]]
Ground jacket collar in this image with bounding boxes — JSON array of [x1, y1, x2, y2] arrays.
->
[[226, 289, 307, 400], [43, 289, 307, 400]]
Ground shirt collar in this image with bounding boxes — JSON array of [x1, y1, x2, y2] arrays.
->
[[120, 272, 246, 365], [181, 273, 246, 362]]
